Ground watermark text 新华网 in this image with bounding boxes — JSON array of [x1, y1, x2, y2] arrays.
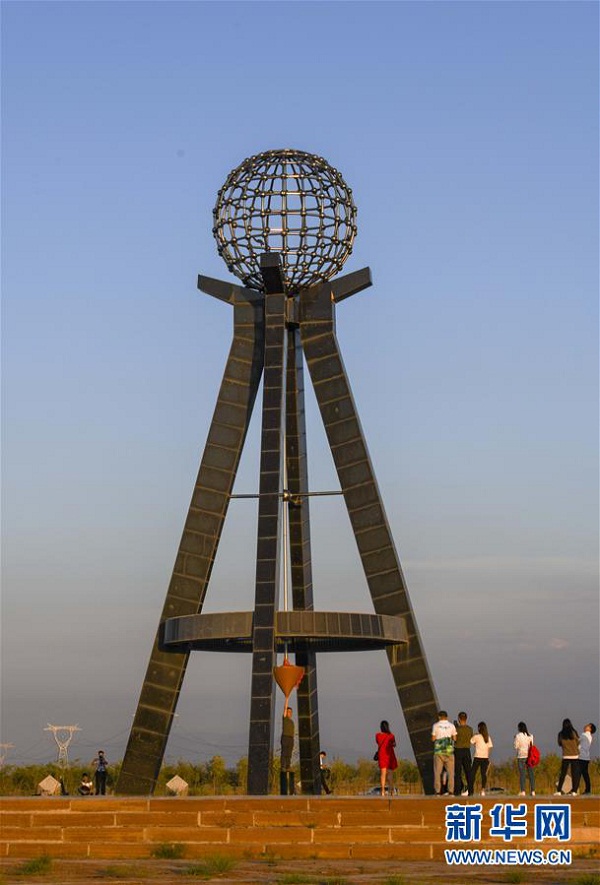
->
[[444, 803, 572, 866]]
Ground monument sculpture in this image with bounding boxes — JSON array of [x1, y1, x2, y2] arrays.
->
[[116, 149, 439, 796]]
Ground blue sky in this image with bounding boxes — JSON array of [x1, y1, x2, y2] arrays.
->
[[2, 1, 598, 773]]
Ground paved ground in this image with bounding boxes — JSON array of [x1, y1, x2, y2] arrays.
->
[[0, 857, 598, 884]]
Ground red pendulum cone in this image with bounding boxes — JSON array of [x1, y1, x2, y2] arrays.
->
[[273, 657, 305, 706]]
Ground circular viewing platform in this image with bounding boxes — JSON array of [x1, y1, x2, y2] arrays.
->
[[162, 610, 407, 653]]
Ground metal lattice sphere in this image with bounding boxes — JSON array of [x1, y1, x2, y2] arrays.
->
[[213, 149, 357, 292]]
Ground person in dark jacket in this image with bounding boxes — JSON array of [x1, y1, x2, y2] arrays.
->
[[319, 751, 332, 794], [453, 712, 473, 796], [554, 719, 579, 795], [92, 750, 108, 795], [280, 707, 295, 771]]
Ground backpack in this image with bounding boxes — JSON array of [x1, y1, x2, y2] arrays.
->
[[526, 743, 540, 768]]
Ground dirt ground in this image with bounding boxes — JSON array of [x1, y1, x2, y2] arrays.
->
[[0, 856, 598, 885]]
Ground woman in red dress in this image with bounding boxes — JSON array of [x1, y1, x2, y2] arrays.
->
[[375, 720, 398, 795]]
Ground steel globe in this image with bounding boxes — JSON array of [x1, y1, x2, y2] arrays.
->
[[213, 149, 357, 292]]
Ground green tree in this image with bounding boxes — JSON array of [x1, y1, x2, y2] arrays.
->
[[206, 755, 228, 794], [396, 759, 420, 793], [235, 756, 248, 792]]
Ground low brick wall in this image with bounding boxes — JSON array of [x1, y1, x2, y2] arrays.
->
[[0, 796, 598, 861]]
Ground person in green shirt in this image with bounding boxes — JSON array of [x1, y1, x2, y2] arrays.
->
[[454, 711, 473, 796]]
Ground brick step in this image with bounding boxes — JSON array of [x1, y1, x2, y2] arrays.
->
[[1, 796, 598, 861]]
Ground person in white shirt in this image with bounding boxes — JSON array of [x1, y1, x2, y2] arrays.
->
[[572, 723, 596, 795], [514, 721, 535, 796], [431, 710, 457, 795], [470, 721, 493, 796], [77, 773, 93, 796]]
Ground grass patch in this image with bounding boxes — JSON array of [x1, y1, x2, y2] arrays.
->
[[95, 865, 148, 879], [184, 854, 237, 878], [276, 875, 315, 884], [259, 851, 279, 865], [384, 877, 410, 885], [150, 842, 186, 859], [318, 879, 350, 885], [13, 855, 53, 876], [573, 848, 600, 859], [504, 872, 527, 884], [571, 876, 600, 885]]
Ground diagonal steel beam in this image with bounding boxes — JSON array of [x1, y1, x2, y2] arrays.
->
[[116, 284, 264, 795], [299, 278, 439, 794]]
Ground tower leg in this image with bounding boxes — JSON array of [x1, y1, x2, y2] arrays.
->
[[116, 289, 264, 795], [247, 258, 287, 795], [286, 325, 321, 795], [300, 282, 438, 794]]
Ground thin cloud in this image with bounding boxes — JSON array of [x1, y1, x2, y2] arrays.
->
[[406, 556, 598, 576]]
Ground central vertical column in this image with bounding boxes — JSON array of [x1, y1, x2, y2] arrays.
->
[[286, 321, 321, 794], [247, 255, 287, 794]]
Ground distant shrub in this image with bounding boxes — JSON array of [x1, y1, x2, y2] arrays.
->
[[318, 878, 350, 885], [95, 865, 147, 879], [14, 854, 52, 876], [185, 854, 237, 877], [276, 875, 315, 885], [0, 754, 596, 796], [570, 875, 600, 885], [150, 842, 185, 859]]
